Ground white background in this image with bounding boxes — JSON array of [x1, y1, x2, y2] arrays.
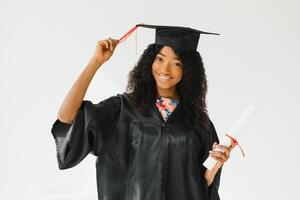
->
[[0, 0, 299, 199]]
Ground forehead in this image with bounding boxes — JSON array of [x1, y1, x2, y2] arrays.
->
[[158, 46, 180, 60]]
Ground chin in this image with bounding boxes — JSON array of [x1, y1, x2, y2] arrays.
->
[[156, 82, 177, 90]]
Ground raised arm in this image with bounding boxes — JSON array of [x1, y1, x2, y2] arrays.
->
[[57, 38, 119, 124]]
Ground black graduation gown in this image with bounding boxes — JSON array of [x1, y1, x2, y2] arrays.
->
[[51, 92, 222, 200]]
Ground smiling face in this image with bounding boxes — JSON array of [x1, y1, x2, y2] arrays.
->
[[152, 46, 183, 99]]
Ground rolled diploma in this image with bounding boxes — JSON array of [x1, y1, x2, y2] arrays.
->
[[203, 105, 256, 170]]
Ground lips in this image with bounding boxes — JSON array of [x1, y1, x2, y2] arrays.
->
[[157, 73, 172, 81]]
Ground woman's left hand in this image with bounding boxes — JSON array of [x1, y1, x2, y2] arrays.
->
[[209, 142, 236, 170]]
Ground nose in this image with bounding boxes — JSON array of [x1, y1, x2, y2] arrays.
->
[[158, 62, 171, 74]]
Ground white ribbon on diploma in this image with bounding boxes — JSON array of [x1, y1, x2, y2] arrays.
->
[[203, 105, 256, 171]]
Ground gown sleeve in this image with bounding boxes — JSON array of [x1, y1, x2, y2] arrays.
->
[[207, 120, 222, 200], [51, 95, 121, 170]]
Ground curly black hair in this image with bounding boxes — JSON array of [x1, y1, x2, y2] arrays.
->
[[126, 43, 210, 130]]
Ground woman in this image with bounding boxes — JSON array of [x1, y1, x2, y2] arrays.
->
[[51, 24, 235, 200]]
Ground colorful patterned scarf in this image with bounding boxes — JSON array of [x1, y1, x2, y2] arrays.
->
[[155, 96, 180, 121]]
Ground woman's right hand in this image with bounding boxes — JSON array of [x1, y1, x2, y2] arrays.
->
[[92, 37, 119, 64]]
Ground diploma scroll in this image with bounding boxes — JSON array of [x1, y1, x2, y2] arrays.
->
[[203, 105, 256, 171]]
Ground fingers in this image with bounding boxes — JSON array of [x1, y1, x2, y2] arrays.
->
[[209, 153, 220, 162], [209, 143, 233, 164], [97, 40, 108, 49], [107, 37, 118, 51], [209, 140, 238, 165], [210, 149, 228, 160], [215, 145, 230, 157], [97, 37, 119, 52]]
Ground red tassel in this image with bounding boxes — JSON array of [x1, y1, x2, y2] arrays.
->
[[118, 25, 139, 43], [225, 133, 246, 157]]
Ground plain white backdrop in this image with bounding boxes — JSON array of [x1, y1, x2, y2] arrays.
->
[[0, 0, 299, 199]]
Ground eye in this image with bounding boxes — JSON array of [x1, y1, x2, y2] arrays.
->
[[155, 56, 162, 62], [173, 62, 182, 67]]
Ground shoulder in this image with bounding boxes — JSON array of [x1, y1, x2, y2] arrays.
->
[[92, 92, 137, 114], [94, 92, 132, 104], [95, 94, 121, 105], [93, 92, 130, 110], [208, 118, 220, 143]]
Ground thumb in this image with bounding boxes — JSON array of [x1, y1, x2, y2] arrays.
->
[[229, 143, 236, 151]]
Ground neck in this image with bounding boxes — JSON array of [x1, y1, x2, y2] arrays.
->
[[156, 87, 179, 100]]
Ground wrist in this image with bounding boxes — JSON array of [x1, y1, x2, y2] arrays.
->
[[90, 56, 105, 66], [84, 57, 104, 73], [211, 162, 222, 172]]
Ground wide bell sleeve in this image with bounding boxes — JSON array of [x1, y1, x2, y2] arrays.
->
[[51, 95, 121, 170], [207, 120, 222, 200]]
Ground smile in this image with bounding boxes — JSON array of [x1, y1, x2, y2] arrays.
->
[[157, 73, 173, 81]]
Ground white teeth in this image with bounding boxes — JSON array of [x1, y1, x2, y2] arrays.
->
[[158, 74, 172, 80]]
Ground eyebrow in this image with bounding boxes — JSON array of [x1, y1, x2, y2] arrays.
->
[[157, 52, 181, 61]]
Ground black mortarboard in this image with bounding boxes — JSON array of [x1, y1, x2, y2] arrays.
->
[[117, 23, 220, 52], [135, 23, 219, 52]]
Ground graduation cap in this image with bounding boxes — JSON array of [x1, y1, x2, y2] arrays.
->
[[118, 23, 220, 52]]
